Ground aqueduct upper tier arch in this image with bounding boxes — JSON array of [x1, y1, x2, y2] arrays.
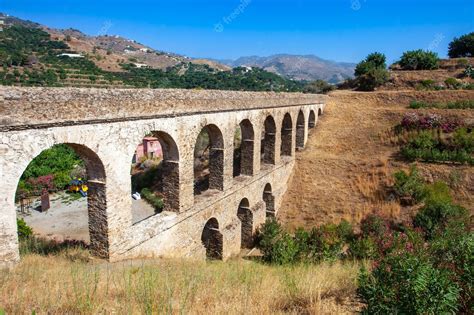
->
[[0, 87, 326, 267]]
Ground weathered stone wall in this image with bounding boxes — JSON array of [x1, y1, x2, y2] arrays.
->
[[0, 87, 325, 267], [0, 87, 326, 128]]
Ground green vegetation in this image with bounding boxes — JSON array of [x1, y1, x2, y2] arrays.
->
[[448, 32, 474, 58], [257, 169, 473, 314], [398, 50, 440, 70], [302, 79, 335, 94], [409, 99, 474, 109], [17, 218, 33, 240], [17, 144, 84, 196], [1, 24, 333, 93], [140, 188, 164, 213], [353, 52, 389, 91], [400, 129, 474, 165]]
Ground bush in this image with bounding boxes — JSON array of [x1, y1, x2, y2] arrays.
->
[[444, 77, 462, 89], [17, 218, 33, 240], [256, 219, 299, 265], [358, 253, 461, 314], [448, 32, 474, 58], [140, 188, 164, 212], [399, 50, 439, 70], [354, 52, 389, 91], [409, 99, 474, 109], [393, 166, 427, 203], [413, 201, 468, 239], [256, 219, 354, 264], [303, 80, 335, 94]]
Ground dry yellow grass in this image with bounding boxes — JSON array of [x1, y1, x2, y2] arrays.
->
[[279, 90, 474, 230], [0, 252, 361, 314]]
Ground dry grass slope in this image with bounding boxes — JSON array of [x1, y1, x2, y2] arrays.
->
[[0, 252, 360, 314], [279, 90, 474, 230]]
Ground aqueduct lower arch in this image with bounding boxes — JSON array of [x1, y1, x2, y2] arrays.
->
[[0, 87, 326, 268]]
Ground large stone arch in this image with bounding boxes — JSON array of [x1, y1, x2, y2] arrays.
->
[[201, 217, 223, 260], [261, 115, 277, 165], [9, 142, 110, 259], [194, 124, 225, 195], [237, 198, 253, 249], [280, 113, 293, 157], [234, 119, 255, 177], [296, 110, 305, 150], [131, 131, 180, 213]]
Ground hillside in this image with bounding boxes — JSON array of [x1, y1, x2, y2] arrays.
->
[[220, 54, 356, 83], [0, 14, 304, 92], [279, 89, 474, 230], [0, 13, 229, 73]]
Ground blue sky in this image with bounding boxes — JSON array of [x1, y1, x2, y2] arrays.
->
[[1, 0, 473, 63]]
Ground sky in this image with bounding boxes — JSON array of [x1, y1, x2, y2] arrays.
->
[[1, 0, 473, 63]]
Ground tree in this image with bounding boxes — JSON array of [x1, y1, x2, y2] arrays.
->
[[399, 50, 439, 70], [448, 32, 474, 58], [354, 52, 389, 91]]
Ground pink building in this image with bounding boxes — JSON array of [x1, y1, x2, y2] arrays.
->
[[133, 137, 163, 163]]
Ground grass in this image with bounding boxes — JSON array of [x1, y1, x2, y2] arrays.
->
[[0, 253, 361, 314]]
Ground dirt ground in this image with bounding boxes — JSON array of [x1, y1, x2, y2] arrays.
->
[[18, 192, 155, 242], [279, 89, 474, 231]]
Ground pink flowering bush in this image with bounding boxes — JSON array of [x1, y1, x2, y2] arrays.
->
[[400, 112, 463, 133]]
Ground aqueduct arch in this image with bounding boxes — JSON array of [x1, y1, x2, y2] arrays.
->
[[280, 113, 293, 157], [309, 110, 316, 129], [131, 131, 180, 213], [234, 119, 255, 177], [296, 110, 305, 150], [0, 86, 326, 267]]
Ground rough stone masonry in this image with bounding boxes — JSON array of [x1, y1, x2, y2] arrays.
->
[[0, 86, 326, 268]]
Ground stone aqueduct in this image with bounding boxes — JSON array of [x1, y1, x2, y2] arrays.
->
[[0, 87, 326, 267]]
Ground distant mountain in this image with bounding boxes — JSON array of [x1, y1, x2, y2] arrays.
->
[[219, 54, 356, 83]]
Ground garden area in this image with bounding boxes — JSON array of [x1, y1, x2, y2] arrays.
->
[[384, 112, 474, 165]]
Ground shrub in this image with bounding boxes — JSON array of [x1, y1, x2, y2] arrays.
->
[[393, 166, 427, 203], [413, 201, 468, 239], [354, 52, 389, 91], [256, 219, 299, 265], [17, 218, 33, 240], [409, 99, 474, 109], [399, 50, 440, 70], [140, 188, 164, 212], [448, 32, 474, 58], [358, 253, 461, 314], [444, 77, 462, 89], [303, 80, 335, 94], [464, 64, 474, 79], [430, 226, 474, 313], [349, 236, 378, 260]]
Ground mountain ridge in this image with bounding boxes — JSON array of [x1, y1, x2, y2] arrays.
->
[[215, 54, 356, 83]]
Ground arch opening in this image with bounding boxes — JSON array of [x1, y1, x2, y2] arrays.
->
[[261, 116, 276, 165], [237, 198, 254, 249], [233, 119, 255, 177], [14, 143, 109, 258], [296, 110, 305, 149], [309, 110, 316, 129], [194, 125, 225, 196], [280, 113, 293, 157], [131, 131, 180, 222], [318, 108, 322, 116], [263, 183, 275, 218], [201, 218, 223, 260]]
